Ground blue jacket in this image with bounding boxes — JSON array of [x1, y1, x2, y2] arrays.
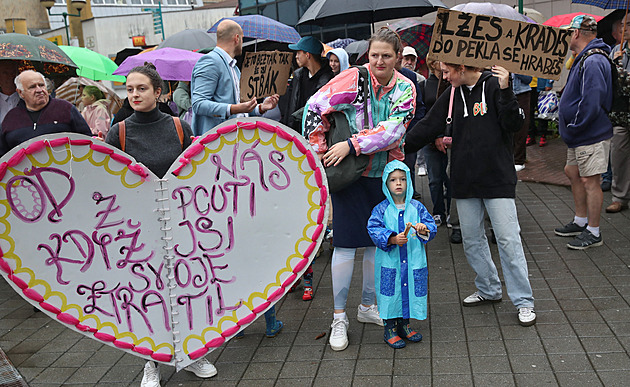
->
[[0, 97, 91, 156], [399, 67, 426, 130], [191, 48, 261, 136], [367, 160, 436, 320], [512, 74, 532, 95], [559, 38, 613, 148]]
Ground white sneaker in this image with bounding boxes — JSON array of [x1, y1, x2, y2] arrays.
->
[[518, 307, 537, 327], [417, 165, 427, 176], [141, 361, 160, 387], [515, 164, 525, 172], [357, 304, 384, 326], [184, 357, 217, 378], [433, 214, 442, 227], [462, 291, 501, 307], [329, 317, 349, 351]]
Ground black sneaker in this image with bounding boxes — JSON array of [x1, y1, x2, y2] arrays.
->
[[567, 229, 602, 250], [554, 221, 587, 237], [450, 228, 462, 244]]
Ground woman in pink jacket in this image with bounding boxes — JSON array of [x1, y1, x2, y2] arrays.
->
[[80, 85, 111, 136]]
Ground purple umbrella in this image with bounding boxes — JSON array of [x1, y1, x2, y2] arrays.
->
[[208, 15, 301, 44], [113, 47, 203, 81], [452, 2, 536, 23]]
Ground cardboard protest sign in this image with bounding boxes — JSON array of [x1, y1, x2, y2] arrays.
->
[[0, 118, 328, 371], [240, 51, 293, 101], [428, 8, 572, 80]]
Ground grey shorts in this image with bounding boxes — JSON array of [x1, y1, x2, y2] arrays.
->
[[566, 139, 611, 177]]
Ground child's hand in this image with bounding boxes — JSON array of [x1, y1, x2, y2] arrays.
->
[[389, 233, 408, 246], [414, 223, 429, 235]]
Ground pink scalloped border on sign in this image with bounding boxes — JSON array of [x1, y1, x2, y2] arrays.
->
[[0, 138, 171, 360], [170, 120, 329, 359], [0, 121, 329, 365]]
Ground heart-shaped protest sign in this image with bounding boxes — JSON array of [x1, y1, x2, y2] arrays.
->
[[0, 118, 328, 370]]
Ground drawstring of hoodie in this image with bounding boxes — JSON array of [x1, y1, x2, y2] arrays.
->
[[459, 87, 468, 118], [459, 81, 487, 118]]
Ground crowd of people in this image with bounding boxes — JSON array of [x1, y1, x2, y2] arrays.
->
[[0, 11, 628, 387]]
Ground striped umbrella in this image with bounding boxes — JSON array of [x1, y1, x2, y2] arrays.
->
[[55, 77, 123, 116], [388, 19, 433, 64]]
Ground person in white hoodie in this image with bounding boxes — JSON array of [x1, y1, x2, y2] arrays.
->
[[327, 48, 350, 76]]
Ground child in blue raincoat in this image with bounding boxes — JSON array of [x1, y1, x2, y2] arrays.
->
[[367, 160, 437, 349]]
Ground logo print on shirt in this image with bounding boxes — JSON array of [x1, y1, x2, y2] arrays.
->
[[473, 102, 487, 116]]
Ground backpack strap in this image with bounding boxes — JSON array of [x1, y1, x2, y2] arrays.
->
[[119, 120, 126, 152], [173, 116, 184, 150], [578, 48, 611, 71]]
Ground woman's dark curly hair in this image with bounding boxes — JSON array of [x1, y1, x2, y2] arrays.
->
[[127, 62, 163, 92]]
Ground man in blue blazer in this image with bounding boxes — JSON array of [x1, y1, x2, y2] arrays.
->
[[191, 19, 278, 136]]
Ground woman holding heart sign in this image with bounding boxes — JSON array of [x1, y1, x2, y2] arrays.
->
[[304, 27, 417, 352], [107, 62, 283, 387], [105, 62, 216, 387]]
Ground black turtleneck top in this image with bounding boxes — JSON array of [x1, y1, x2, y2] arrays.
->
[[106, 106, 193, 177]]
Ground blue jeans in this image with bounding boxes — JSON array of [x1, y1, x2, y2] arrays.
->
[[424, 145, 451, 218], [457, 198, 534, 309]]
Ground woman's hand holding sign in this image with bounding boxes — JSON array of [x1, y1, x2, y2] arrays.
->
[[492, 65, 510, 89]]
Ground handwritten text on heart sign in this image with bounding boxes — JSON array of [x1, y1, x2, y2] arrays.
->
[[6, 139, 291, 335]]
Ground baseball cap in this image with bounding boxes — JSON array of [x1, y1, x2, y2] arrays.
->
[[288, 36, 323, 55], [567, 14, 597, 32], [402, 46, 417, 57]]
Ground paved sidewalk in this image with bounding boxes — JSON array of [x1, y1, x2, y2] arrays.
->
[[1, 174, 630, 386], [517, 136, 570, 187]]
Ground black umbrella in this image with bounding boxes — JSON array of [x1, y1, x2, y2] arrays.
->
[[114, 48, 142, 66], [344, 40, 369, 64], [157, 29, 217, 51], [598, 9, 626, 47], [297, 0, 447, 26]]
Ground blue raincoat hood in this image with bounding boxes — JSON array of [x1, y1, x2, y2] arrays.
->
[[381, 159, 414, 208]]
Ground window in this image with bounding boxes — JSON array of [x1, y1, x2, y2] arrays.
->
[[241, 7, 257, 15], [260, 2, 277, 20], [240, 0, 256, 9], [298, 0, 315, 14], [277, 1, 297, 27]]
